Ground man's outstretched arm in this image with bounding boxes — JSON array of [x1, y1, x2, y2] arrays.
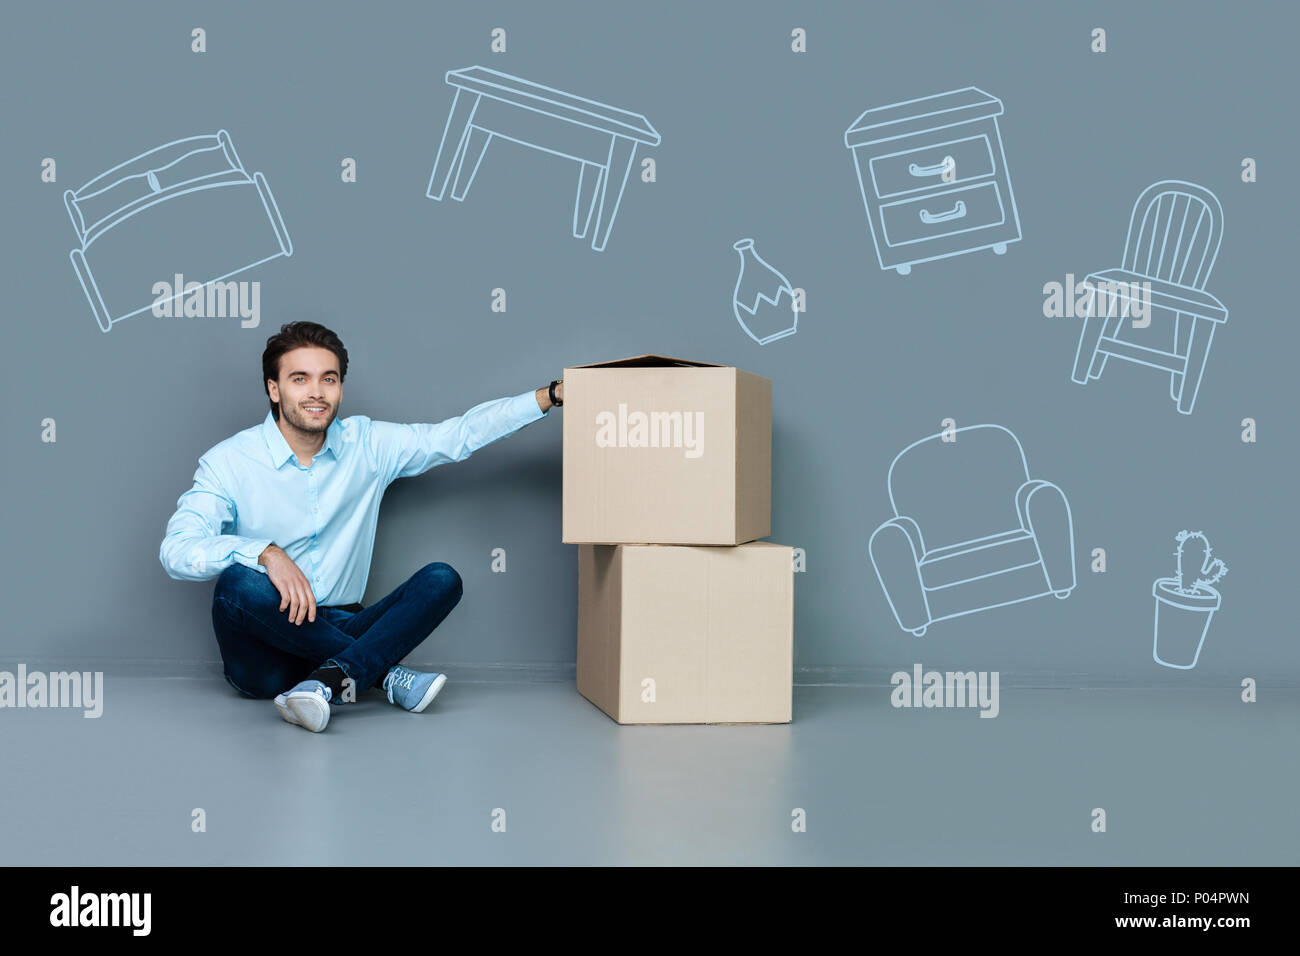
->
[[159, 458, 275, 581], [371, 383, 561, 484]]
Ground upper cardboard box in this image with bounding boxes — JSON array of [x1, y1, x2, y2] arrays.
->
[[567, 353, 723, 370], [562, 354, 771, 545]]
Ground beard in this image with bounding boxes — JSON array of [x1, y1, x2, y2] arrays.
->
[[280, 401, 337, 434]]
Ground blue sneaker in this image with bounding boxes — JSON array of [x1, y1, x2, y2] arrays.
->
[[273, 680, 332, 732], [382, 666, 446, 713]]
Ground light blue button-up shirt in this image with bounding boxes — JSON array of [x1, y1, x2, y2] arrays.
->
[[160, 390, 547, 605]]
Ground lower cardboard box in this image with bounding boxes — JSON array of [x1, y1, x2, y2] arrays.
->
[[577, 541, 793, 724]]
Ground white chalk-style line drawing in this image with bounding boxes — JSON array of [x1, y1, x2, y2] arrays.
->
[[64, 130, 292, 333], [426, 66, 661, 252], [1153, 530, 1229, 669], [869, 424, 1075, 636], [844, 87, 1021, 275], [732, 238, 797, 344], [1071, 180, 1227, 415]]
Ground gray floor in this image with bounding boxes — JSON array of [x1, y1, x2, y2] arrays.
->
[[1, 674, 1296, 865]]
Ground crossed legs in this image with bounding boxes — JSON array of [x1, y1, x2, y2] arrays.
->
[[211, 562, 463, 700]]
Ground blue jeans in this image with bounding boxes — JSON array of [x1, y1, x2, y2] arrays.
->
[[211, 562, 463, 699]]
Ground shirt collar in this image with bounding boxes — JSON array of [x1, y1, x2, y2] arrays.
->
[[262, 412, 344, 468]]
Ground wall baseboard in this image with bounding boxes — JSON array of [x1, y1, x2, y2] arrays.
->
[[1, 658, 1291, 689]]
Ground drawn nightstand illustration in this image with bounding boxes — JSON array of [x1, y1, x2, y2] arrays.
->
[[844, 88, 1021, 275]]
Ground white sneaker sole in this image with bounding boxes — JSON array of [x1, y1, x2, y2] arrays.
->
[[410, 673, 447, 714], [274, 691, 330, 732]]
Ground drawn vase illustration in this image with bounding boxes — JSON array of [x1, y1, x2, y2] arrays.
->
[[732, 238, 798, 345], [1152, 531, 1229, 669]]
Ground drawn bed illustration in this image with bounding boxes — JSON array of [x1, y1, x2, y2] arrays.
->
[[426, 66, 660, 252], [869, 424, 1075, 636], [64, 129, 293, 333], [1070, 180, 1228, 415]]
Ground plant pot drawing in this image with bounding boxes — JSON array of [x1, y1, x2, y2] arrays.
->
[[1151, 530, 1228, 670], [1152, 578, 1221, 669]]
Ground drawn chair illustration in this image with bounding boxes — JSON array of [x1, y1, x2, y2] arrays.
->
[[869, 425, 1075, 636], [1070, 180, 1227, 414]]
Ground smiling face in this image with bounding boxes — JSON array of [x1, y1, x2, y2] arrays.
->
[[267, 346, 343, 435]]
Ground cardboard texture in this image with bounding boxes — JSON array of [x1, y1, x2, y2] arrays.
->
[[562, 354, 772, 545], [577, 542, 794, 724]]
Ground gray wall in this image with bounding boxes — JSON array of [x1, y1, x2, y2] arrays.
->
[[3, 0, 1295, 685]]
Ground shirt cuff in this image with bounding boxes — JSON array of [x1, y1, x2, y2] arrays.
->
[[511, 389, 549, 424], [232, 539, 274, 573]]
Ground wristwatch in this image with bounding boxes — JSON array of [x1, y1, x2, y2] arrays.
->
[[548, 379, 563, 407]]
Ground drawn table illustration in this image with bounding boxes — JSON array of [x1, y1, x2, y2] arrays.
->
[[1070, 180, 1227, 415], [844, 87, 1021, 275], [426, 66, 661, 252], [869, 424, 1075, 636], [64, 130, 292, 333]]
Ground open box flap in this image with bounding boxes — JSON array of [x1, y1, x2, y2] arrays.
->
[[567, 353, 725, 370]]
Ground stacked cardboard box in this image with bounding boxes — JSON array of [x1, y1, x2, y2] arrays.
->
[[563, 354, 793, 724]]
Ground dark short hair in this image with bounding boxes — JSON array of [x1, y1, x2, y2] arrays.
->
[[262, 322, 349, 420]]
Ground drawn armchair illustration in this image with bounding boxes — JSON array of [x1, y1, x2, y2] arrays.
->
[[65, 129, 292, 332], [1070, 180, 1227, 414], [869, 425, 1075, 636]]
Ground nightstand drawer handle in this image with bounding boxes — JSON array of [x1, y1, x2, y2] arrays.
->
[[908, 155, 955, 178], [918, 200, 967, 224]]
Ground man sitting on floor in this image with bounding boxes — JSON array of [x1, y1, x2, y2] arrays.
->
[[159, 320, 564, 732]]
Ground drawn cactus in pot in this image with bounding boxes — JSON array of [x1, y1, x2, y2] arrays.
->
[[1152, 530, 1229, 669]]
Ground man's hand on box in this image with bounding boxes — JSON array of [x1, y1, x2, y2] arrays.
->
[[535, 381, 563, 412]]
